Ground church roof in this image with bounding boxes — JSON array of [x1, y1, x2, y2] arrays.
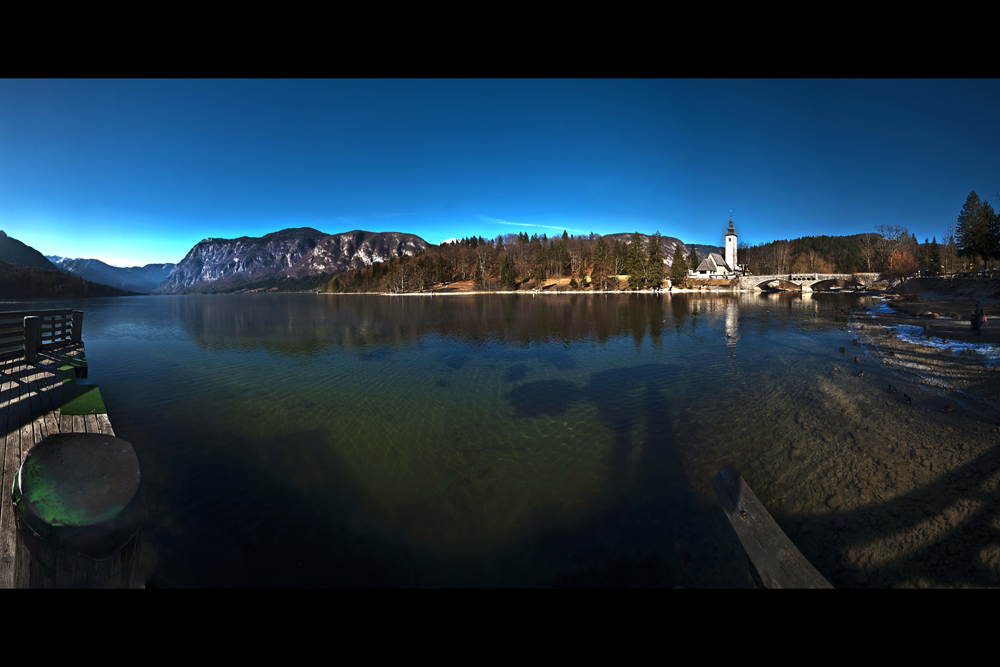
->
[[726, 217, 737, 237], [695, 252, 731, 273]]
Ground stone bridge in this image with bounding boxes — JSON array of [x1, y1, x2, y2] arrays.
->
[[735, 273, 883, 292]]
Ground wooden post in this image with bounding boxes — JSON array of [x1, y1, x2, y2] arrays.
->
[[23, 316, 40, 365], [71, 311, 84, 344]]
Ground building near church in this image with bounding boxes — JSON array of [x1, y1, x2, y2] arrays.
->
[[691, 217, 746, 277]]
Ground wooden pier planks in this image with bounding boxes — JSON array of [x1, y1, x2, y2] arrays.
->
[[0, 357, 28, 588], [0, 343, 119, 588], [713, 466, 833, 589]]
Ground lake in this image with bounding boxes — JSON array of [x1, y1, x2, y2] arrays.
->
[[4, 291, 927, 587]]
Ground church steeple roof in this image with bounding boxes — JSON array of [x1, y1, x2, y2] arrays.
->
[[726, 216, 736, 237]]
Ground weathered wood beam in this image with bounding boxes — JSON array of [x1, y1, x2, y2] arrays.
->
[[713, 466, 833, 589]]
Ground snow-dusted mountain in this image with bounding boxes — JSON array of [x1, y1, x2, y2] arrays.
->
[[154, 228, 432, 294]]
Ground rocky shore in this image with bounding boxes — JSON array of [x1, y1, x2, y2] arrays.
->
[[762, 282, 1000, 588]]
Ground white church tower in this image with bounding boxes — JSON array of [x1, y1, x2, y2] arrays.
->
[[725, 216, 738, 273]]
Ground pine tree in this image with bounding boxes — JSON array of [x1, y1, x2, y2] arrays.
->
[[627, 232, 647, 289], [435, 256, 445, 284], [957, 191, 992, 264], [591, 237, 610, 290], [647, 232, 664, 288], [671, 245, 688, 283], [930, 236, 941, 273], [499, 255, 515, 290], [688, 247, 699, 272]]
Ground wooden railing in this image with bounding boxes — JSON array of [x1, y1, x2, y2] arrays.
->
[[0, 310, 83, 362]]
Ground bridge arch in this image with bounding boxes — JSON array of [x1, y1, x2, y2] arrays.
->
[[755, 279, 801, 291], [809, 277, 864, 291]]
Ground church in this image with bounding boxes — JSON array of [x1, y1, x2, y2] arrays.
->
[[692, 217, 744, 277]]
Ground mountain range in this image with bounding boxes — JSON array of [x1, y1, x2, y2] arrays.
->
[[5, 227, 727, 296], [46, 257, 176, 294]]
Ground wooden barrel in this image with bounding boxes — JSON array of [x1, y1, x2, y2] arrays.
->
[[11, 432, 145, 588]]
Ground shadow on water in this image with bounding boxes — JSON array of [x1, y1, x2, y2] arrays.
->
[[505, 363, 748, 587]]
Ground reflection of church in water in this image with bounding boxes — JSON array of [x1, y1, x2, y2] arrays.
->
[[724, 300, 738, 361]]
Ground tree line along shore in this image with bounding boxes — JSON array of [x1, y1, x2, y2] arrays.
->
[[320, 203, 993, 296]]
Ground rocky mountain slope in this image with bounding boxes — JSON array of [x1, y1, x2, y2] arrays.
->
[[47, 256, 176, 294], [154, 228, 431, 294], [0, 231, 59, 271]]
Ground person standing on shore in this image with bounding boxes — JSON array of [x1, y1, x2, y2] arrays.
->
[[974, 303, 985, 334]]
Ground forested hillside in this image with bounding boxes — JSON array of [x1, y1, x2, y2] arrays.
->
[[0, 261, 140, 298], [323, 231, 702, 293]]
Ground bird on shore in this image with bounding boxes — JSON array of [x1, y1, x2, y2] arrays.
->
[[858, 370, 864, 378], [943, 401, 955, 413], [888, 384, 898, 394], [854, 355, 860, 366], [904, 394, 912, 404], [833, 366, 840, 374]]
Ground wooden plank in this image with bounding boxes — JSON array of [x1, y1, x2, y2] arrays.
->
[[34, 362, 60, 438], [713, 466, 833, 589], [60, 413, 73, 435], [0, 359, 15, 586], [84, 413, 100, 434], [72, 414, 85, 435], [0, 340, 24, 354], [0, 358, 26, 589], [96, 414, 115, 437]]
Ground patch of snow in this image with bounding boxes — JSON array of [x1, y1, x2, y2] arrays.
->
[[886, 324, 1000, 364], [869, 302, 894, 317]]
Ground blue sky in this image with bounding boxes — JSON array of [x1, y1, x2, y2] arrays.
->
[[1, 79, 998, 267]]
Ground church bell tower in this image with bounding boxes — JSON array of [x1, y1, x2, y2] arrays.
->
[[725, 216, 738, 274]]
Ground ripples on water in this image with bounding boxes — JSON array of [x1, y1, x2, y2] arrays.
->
[[6, 292, 910, 587]]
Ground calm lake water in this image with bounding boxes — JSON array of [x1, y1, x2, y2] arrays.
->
[[4, 291, 892, 587]]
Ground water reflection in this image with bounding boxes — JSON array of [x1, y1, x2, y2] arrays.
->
[[4, 291, 906, 588]]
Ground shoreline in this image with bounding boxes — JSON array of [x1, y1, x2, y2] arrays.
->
[[319, 288, 887, 297], [857, 293, 1000, 421]]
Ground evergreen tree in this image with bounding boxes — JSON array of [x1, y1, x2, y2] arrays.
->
[[499, 255, 515, 290], [688, 247, 699, 271], [627, 232, 647, 289], [533, 263, 545, 287], [647, 232, 664, 288], [671, 245, 688, 283], [591, 237, 610, 290], [956, 191, 996, 265], [435, 256, 445, 283], [930, 237, 941, 273], [473, 262, 484, 288]]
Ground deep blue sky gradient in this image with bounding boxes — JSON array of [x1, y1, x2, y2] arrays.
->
[[2, 79, 998, 267]]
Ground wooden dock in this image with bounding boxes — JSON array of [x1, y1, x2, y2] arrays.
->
[[0, 310, 118, 588]]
